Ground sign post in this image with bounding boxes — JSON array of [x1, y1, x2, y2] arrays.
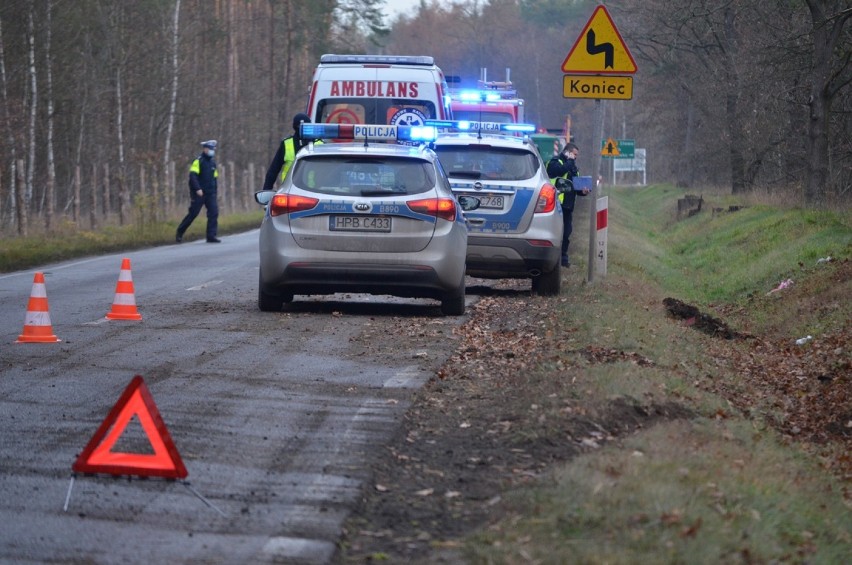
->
[[560, 4, 636, 282], [595, 196, 608, 276]]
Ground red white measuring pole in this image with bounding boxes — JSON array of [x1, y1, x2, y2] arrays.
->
[[594, 196, 608, 277]]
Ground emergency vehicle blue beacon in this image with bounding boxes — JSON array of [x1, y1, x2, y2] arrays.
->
[[425, 120, 536, 134], [300, 123, 438, 143]]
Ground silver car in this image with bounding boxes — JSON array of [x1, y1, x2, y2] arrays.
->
[[254, 123, 474, 315], [431, 121, 563, 295]]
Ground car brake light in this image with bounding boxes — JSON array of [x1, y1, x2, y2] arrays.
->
[[536, 184, 557, 214], [407, 197, 457, 221], [270, 194, 319, 216]]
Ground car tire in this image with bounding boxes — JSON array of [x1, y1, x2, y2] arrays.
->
[[532, 265, 561, 296], [258, 273, 291, 312], [440, 276, 466, 316]]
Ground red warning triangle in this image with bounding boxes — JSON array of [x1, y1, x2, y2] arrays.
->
[[73, 375, 188, 479]]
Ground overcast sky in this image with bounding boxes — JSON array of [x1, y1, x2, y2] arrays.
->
[[382, 0, 449, 23]]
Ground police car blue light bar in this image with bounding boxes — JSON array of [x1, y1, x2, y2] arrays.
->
[[425, 120, 536, 134], [300, 123, 438, 142]]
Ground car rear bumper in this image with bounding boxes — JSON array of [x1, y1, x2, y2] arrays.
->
[[264, 262, 460, 300], [465, 235, 561, 278]]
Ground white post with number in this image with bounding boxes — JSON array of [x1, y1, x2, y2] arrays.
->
[[595, 196, 608, 277]]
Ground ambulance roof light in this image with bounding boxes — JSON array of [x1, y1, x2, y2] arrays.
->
[[319, 54, 435, 66]]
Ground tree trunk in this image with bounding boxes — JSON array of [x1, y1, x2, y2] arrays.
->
[[44, 0, 56, 231], [102, 163, 110, 218], [228, 161, 236, 213], [73, 165, 80, 225], [167, 160, 175, 215], [677, 91, 695, 188], [163, 0, 181, 216], [803, 0, 849, 206], [723, 6, 747, 194], [115, 67, 128, 225], [0, 16, 18, 231], [90, 163, 98, 230], [25, 5, 37, 223], [16, 159, 26, 236]]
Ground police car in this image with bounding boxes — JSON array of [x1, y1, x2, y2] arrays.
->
[[253, 123, 477, 315], [430, 120, 563, 295]]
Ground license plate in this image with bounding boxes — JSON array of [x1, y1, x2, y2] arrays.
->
[[475, 195, 505, 209], [329, 215, 392, 232]]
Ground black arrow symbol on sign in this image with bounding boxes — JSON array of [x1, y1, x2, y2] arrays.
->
[[586, 29, 614, 69], [606, 141, 616, 154]]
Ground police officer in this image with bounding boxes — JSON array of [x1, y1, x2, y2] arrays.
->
[[546, 142, 588, 267], [176, 139, 220, 243], [262, 113, 313, 191]]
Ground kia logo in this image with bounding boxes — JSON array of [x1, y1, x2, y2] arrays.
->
[[474, 182, 483, 191], [354, 202, 372, 212]]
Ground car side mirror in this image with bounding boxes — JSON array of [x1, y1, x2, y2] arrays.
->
[[457, 195, 481, 212], [254, 190, 274, 206]]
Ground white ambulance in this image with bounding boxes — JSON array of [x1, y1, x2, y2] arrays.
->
[[306, 54, 453, 129]]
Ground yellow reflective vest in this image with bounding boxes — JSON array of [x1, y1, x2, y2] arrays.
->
[[280, 137, 323, 181]]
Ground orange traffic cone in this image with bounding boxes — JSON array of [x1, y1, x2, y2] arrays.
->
[[106, 258, 142, 320], [16, 272, 61, 343]]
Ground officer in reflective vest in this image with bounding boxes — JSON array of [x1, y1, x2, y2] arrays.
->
[[546, 142, 588, 267], [176, 139, 220, 243], [262, 113, 317, 191]]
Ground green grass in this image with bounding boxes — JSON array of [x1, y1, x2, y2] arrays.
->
[[0, 211, 264, 273], [462, 184, 851, 564], [609, 185, 851, 305], [468, 421, 851, 564]]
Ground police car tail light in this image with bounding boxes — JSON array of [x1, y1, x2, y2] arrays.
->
[[425, 120, 535, 134], [407, 197, 457, 221], [300, 123, 437, 143], [535, 184, 557, 214], [270, 194, 319, 216]]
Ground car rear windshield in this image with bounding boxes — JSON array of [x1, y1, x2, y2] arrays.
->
[[292, 156, 437, 196], [433, 145, 538, 181]]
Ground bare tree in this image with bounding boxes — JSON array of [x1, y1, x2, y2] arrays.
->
[[163, 0, 182, 215], [0, 15, 18, 229], [24, 3, 37, 233], [44, 0, 56, 231], [803, 0, 851, 205]]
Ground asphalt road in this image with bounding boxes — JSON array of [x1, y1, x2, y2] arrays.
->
[[0, 230, 472, 564]]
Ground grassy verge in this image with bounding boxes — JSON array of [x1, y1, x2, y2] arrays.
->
[[464, 185, 851, 563], [0, 211, 264, 273]]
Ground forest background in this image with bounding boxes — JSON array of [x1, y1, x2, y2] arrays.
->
[[0, 0, 849, 238]]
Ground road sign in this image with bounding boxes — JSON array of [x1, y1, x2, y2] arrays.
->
[[601, 138, 635, 158], [561, 5, 637, 74], [563, 75, 632, 100]]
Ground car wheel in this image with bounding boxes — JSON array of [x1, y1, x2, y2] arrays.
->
[[440, 276, 466, 316], [532, 265, 561, 296], [258, 273, 291, 311]]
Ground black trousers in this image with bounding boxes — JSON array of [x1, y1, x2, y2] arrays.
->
[[177, 190, 218, 239], [561, 205, 574, 257]]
